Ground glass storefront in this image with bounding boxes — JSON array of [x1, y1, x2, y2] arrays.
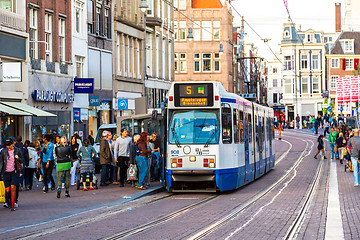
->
[[1, 116, 18, 143], [32, 111, 71, 141]]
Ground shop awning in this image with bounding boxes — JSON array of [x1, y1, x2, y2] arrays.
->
[[0, 103, 31, 116], [0, 102, 56, 117]]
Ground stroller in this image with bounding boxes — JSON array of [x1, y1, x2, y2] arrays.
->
[[76, 169, 99, 190]]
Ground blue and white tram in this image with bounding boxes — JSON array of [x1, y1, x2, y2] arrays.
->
[[165, 81, 275, 192]]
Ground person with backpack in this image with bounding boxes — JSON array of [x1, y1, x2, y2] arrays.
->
[[348, 129, 360, 187], [314, 135, 327, 159], [336, 132, 346, 164], [328, 128, 338, 160], [129, 135, 140, 187]]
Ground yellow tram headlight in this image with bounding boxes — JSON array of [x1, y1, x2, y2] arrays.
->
[[209, 159, 215, 168], [189, 156, 196, 162], [171, 163, 177, 168]]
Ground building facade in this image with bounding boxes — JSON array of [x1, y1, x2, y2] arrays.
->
[[267, 55, 285, 119], [87, 0, 113, 137], [280, 23, 327, 125], [174, 0, 234, 92], [343, 0, 360, 31], [26, 0, 74, 141]]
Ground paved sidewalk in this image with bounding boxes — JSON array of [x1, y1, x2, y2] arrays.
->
[[0, 179, 163, 233]]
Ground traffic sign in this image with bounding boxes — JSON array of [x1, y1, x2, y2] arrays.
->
[[327, 106, 332, 112], [118, 99, 128, 110], [340, 106, 343, 112]]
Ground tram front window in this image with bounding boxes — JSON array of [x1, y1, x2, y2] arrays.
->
[[169, 110, 219, 144]]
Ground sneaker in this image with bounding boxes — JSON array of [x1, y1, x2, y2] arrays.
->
[[11, 207, 16, 211], [3, 203, 9, 208], [14, 203, 18, 208], [51, 187, 55, 191], [90, 186, 95, 190], [314, 156, 317, 159], [83, 188, 89, 191], [65, 191, 70, 197], [43, 186, 45, 191], [57, 190, 61, 199], [61, 183, 65, 189], [324, 157, 327, 159]]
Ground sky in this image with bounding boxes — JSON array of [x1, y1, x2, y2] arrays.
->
[[229, 0, 346, 61]]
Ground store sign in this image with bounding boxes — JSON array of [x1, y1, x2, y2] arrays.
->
[[81, 109, 89, 121], [97, 102, 111, 111], [118, 99, 128, 110], [73, 108, 80, 121], [89, 95, 100, 106], [33, 90, 74, 103], [2, 62, 21, 82], [74, 78, 94, 94]]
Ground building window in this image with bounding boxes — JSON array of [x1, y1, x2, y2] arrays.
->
[[283, 30, 289, 38], [273, 79, 278, 87], [202, 53, 211, 72], [273, 68, 277, 73], [179, 21, 186, 40], [174, 53, 178, 72], [45, 13, 53, 62], [96, 6, 101, 35], [0, 0, 16, 12], [194, 53, 200, 72], [343, 40, 354, 53], [75, 1, 83, 34], [104, 8, 111, 38], [29, 8, 38, 59], [331, 58, 339, 68], [180, 53, 186, 72], [178, 0, 186, 9], [147, 0, 154, 16], [59, 18, 66, 62], [213, 21, 220, 40], [174, 21, 178, 40], [301, 55, 308, 69], [301, 78, 308, 93], [273, 93, 278, 104], [346, 59, 354, 70], [284, 79, 292, 93], [331, 75, 339, 90], [76, 56, 84, 77], [214, 53, 220, 72], [193, 21, 200, 41], [312, 77, 319, 93], [202, 21, 212, 41], [87, 0, 94, 34], [284, 56, 293, 70], [312, 55, 319, 69]]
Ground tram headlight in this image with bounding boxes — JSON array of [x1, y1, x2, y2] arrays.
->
[[189, 156, 196, 162], [172, 163, 177, 168], [209, 159, 215, 168]]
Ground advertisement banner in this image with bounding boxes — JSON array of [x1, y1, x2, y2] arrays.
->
[[73, 108, 80, 121], [337, 76, 360, 103], [74, 78, 94, 94]]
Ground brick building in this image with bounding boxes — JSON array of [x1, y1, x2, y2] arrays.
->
[[174, 0, 234, 92], [27, 0, 74, 141]]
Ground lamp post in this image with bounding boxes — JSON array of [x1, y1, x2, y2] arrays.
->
[[139, 0, 148, 100]]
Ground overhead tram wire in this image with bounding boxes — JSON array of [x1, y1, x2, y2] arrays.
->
[[226, 0, 283, 64], [282, 0, 305, 47]]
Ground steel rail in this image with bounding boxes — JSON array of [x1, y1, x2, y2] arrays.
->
[[187, 136, 314, 240]]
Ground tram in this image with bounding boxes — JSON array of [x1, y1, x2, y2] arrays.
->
[[165, 81, 275, 192]]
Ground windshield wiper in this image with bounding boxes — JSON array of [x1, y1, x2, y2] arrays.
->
[[204, 129, 216, 148], [171, 127, 181, 148]]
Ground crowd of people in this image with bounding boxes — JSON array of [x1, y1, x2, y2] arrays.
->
[[0, 129, 162, 211]]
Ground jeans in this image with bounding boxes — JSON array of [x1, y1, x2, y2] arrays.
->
[[57, 170, 70, 190], [324, 127, 330, 137], [42, 161, 55, 192], [351, 157, 360, 186], [101, 164, 110, 184], [18, 168, 25, 187], [338, 147, 345, 160], [151, 152, 160, 180], [330, 143, 336, 159], [117, 156, 129, 184], [24, 168, 36, 189], [70, 160, 79, 185], [136, 156, 148, 187]]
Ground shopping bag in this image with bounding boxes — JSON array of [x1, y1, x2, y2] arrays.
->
[[0, 181, 5, 203], [127, 164, 138, 181]]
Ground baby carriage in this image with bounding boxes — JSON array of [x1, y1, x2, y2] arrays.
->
[[76, 169, 99, 190]]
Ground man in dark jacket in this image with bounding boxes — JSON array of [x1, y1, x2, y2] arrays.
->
[[99, 131, 112, 186], [15, 136, 29, 190]]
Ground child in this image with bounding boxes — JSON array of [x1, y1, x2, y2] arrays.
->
[[314, 135, 327, 159]]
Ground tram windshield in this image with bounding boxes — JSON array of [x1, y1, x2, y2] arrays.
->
[[169, 110, 219, 145]]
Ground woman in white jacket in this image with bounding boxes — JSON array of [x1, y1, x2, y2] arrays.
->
[[25, 142, 39, 190]]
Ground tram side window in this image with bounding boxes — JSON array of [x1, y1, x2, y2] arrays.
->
[[261, 117, 265, 151], [248, 113, 252, 143], [222, 106, 232, 144], [239, 111, 244, 143], [233, 109, 239, 144], [255, 116, 259, 146]]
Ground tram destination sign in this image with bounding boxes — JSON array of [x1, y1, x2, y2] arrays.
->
[[174, 83, 213, 107]]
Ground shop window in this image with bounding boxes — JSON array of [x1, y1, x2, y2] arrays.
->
[[221, 105, 232, 144]]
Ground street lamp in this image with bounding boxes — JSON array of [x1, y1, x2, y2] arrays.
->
[[139, 0, 149, 13], [187, 27, 194, 41], [219, 43, 224, 53]]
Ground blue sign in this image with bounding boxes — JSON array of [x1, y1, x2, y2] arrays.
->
[[73, 108, 80, 120], [118, 99, 128, 110], [74, 78, 94, 94], [89, 95, 100, 106], [340, 106, 344, 112], [327, 106, 332, 112]]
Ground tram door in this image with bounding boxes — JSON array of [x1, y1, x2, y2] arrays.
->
[[244, 112, 253, 183]]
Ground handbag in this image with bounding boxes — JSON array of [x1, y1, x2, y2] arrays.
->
[[0, 181, 5, 203], [15, 159, 23, 172], [127, 164, 138, 181]]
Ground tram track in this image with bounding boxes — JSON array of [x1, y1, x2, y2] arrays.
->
[[186, 136, 315, 240]]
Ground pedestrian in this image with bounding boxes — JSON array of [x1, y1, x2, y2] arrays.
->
[[25, 142, 38, 190], [129, 134, 140, 187], [55, 137, 71, 198], [99, 130, 112, 186], [314, 116, 320, 135], [70, 135, 80, 186], [150, 133, 161, 181], [88, 131, 95, 146], [135, 132, 151, 190], [114, 128, 132, 187], [0, 139, 23, 211], [110, 134, 119, 185], [328, 128, 337, 160], [296, 114, 300, 129], [278, 122, 283, 140], [314, 135, 327, 159], [77, 139, 97, 191], [15, 136, 29, 191], [337, 133, 346, 164], [41, 134, 55, 193], [323, 120, 330, 137], [348, 129, 360, 187]]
